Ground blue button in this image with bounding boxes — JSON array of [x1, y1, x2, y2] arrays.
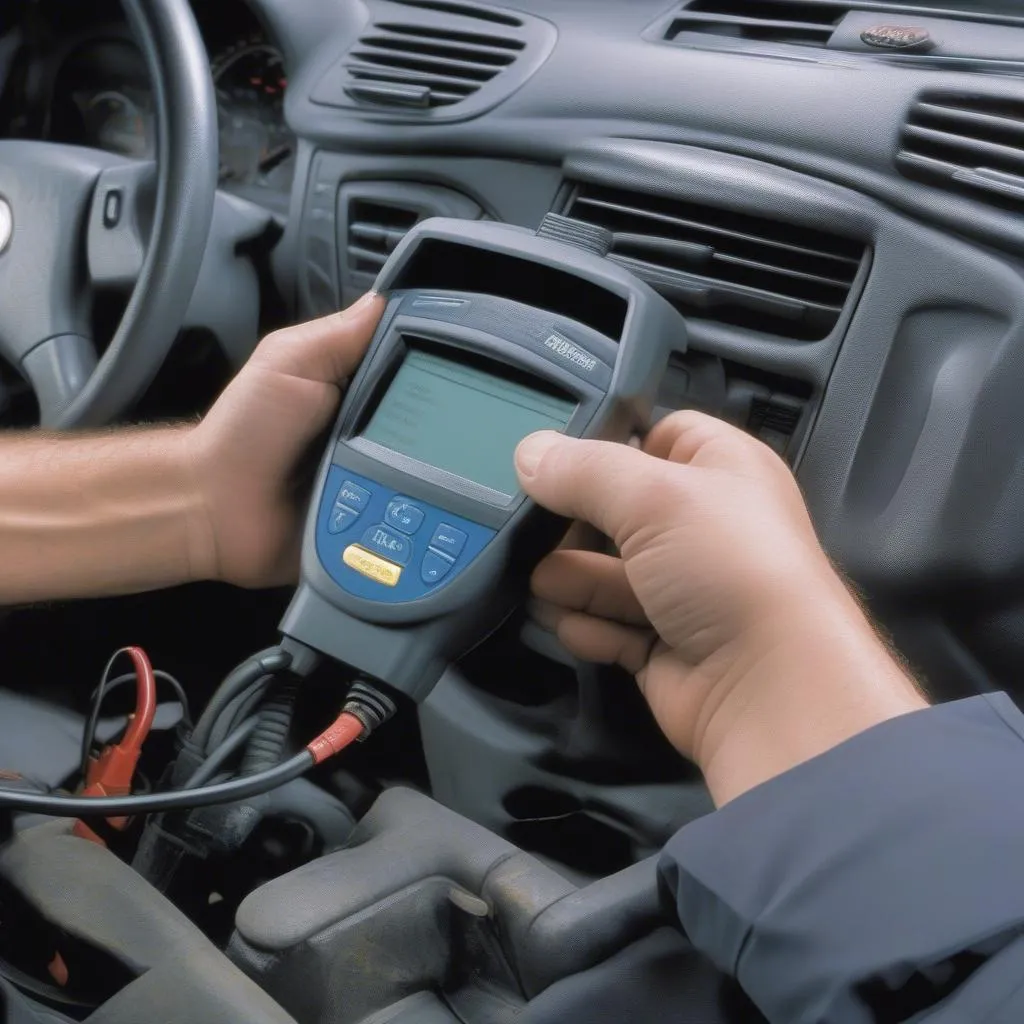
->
[[429, 524, 467, 560], [385, 499, 425, 535], [360, 524, 411, 566], [328, 505, 360, 535], [421, 550, 454, 586], [336, 480, 371, 513]]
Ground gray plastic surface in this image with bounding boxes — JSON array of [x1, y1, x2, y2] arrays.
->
[[230, 788, 667, 1023], [0, 824, 297, 1024], [182, 191, 274, 366]]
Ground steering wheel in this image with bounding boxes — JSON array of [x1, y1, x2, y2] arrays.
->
[[0, 0, 217, 427]]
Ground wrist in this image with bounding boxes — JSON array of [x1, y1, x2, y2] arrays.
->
[[178, 426, 221, 585], [693, 579, 927, 806]]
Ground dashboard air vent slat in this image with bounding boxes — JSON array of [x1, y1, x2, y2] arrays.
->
[[376, 22, 523, 53], [388, 0, 523, 29], [346, 200, 420, 275], [898, 94, 1024, 206], [662, 0, 846, 48], [347, 62, 479, 92], [572, 194, 860, 274], [352, 41, 511, 78], [912, 102, 1024, 145], [904, 125, 1024, 168], [566, 184, 864, 341]]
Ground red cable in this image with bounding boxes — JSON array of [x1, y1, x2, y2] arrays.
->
[[74, 646, 158, 843], [306, 711, 364, 764], [118, 647, 158, 753]]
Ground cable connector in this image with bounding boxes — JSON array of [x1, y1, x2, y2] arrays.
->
[[304, 681, 397, 765], [342, 680, 398, 740], [306, 713, 364, 765]]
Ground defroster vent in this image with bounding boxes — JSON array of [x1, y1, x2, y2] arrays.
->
[[656, 0, 847, 48]]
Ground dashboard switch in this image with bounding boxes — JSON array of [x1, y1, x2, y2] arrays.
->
[[103, 189, 122, 229]]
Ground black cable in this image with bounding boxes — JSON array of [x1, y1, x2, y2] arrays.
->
[[190, 648, 291, 751], [238, 679, 298, 776], [184, 717, 260, 789], [79, 650, 137, 778], [79, 669, 192, 772], [0, 751, 314, 818], [90, 671, 192, 725], [203, 676, 270, 754]]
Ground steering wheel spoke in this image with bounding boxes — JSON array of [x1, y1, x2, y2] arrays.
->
[[0, 141, 111, 424], [21, 334, 98, 427], [88, 161, 157, 289]]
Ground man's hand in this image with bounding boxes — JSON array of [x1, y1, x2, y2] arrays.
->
[[188, 293, 384, 588], [516, 412, 927, 804]]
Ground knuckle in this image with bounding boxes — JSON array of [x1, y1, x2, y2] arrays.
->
[[639, 467, 690, 512], [261, 328, 287, 348], [257, 326, 296, 355], [621, 460, 690, 534], [662, 408, 716, 434]]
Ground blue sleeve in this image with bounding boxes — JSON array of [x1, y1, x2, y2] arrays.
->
[[658, 694, 1024, 1024]]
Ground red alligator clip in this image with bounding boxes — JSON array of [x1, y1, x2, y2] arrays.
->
[[73, 646, 157, 843]]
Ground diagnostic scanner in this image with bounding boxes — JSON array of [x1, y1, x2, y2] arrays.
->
[[280, 217, 687, 703]]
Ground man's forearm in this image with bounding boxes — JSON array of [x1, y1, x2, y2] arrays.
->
[[0, 428, 214, 604]]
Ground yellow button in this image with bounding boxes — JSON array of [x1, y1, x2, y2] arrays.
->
[[343, 545, 402, 587]]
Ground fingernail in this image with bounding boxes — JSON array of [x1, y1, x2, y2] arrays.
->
[[515, 430, 561, 477]]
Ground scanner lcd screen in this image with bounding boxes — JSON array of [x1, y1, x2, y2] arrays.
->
[[361, 348, 575, 496]]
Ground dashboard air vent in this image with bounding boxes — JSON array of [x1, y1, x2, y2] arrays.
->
[[747, 394, 804, 452], [897, 94, 1024, 207], [659, 0, 847, 48], [345, 21, 524, 109], [311, 0, 558, 121], [346, 199, 420, 275], [565, 183, 865, 341]]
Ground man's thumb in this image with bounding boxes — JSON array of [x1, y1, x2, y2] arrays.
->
[[515, 431, 675, 544]]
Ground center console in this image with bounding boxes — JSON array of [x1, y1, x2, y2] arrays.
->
[[0, 792, 755, 1024]]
